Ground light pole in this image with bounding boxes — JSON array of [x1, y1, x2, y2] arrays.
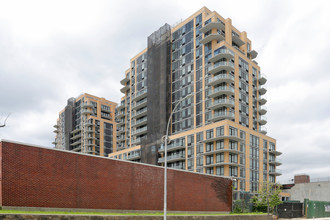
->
[[163, 93, 194, 220]]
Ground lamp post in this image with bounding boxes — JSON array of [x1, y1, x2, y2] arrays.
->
[[163, 93, 194, 220]]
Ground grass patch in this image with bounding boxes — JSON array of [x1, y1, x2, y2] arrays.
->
[[0, 209, 265, 216]]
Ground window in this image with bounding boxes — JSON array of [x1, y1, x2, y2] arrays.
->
[[216, 166, 224, 176], [206, 129, 214, 139], [216, 126, 224, 137]]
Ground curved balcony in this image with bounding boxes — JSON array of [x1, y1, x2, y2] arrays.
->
[[117, 120, 125, 126], [117, 128, 126, 135], [269, 158, 282, 166], [120, 76, 130, 85], [120, 85, 130, 93], [158, 154, 185, 163], [132, 98, 147, 111], [132, 108, 147, 119], [132, 126, 147, 136], [209, 49, 235, 63], [132, 117, 148, 128], [259, 126, 267, 135], [232, 35, 245, 47], [203, 161, 244, 168], [200, 22, 225, 33], [127, 152, 141, 161], [269, 169, 282, 176], [209, 86, 235, 98], [258, 86, 267, 95], [258, 116, 267, 125], [81, 109, 93, 115], [269, 149, 282, 156], [202, 135, 243, 143], [53, 129, 58, 133], [258, 106, 267, 115], [159, 144, 185, 153], [208, 74, 235, 86], [81, 102, 93, 108], [132, 88, 147, 102], [117, 104, 125, 111], [248, 50, 258, 59], [200, 33, 225, 44], [210, 111, 235, 122], [208, 62, 235, 75], [202, 148, 243, 156], [258, 96, 267, 105], [258, 74, 267, 85], [209, 99, 235, 110]]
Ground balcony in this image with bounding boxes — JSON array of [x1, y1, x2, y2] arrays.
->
[[208, 62, 235, 74], [132, 126, 147, 136], [209, 111, 235, 122], [117, 128, 126, 135], [132, 108, 147, 119], [248, 50, 258, 59], [258, 96, 267, 105], [209, 99, 235, 110], [81, 102, 93, 108], [132, 98, 147, 111], [200, 22, 225, 33], [120, 84, 130, 93], [269, 169, 282, 176], [203, 161, 244, 168], [53, 129, 58, 133], [81, 109, 93, 115], [259, 126, 267, 135], [202, 148, 243, 156], [132, 88, 147, 102], [117, 104, 125, 111], [269, 149, 282, 156], [269, 158, 282, 166], [258, 85, 267, 95], [127, 152, 141, 161], [258, 116, 267, 125], [158, 154, 185, 163], [209, 86, 235, 98], [258, 106, 267, 115], [71, 128, 81, 134], [132, 117, 148, 127], [117, 120, 125, 126], [200, 33, 225, 44], [209, 49, 235, 63], [208, 74, 235, 86], [158, 144, 185, 153], [258, 74, 267, 85], [232, 35, 245, 47], [132, 138, 142, 145], [120, 76, 130, 85], [70, 133, 81, 140], [53, 124, 58, 128], [72, 146, 81, 152], [71, 140, 81, 147], [116, 111, 126, 118], [202, 134, 243, 143]]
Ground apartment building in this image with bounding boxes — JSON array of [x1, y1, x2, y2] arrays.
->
[[54, 93, 117, 157], [109, 7, 282, 195]]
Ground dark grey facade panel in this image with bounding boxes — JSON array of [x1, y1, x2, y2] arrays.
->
[[141, 24, 171, 165]]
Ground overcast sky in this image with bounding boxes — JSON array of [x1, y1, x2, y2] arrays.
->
[[0, 0, 329, 183]]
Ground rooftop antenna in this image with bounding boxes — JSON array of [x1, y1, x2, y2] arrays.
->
[[0, 113, 11, 128]]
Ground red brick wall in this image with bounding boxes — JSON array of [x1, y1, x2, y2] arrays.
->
[[294, 175, 310, 184], [0, 141, 231, 211]]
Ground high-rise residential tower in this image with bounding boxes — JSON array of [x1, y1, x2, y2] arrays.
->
[[109, 7, 282, 195], [54, 93, 117, 157]]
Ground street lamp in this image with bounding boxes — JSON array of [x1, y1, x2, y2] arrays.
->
[[163, 93, 194, 220]]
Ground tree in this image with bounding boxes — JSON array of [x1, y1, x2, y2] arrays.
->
[[251, 182, 282, 214], [0, 113, 11, 127]]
